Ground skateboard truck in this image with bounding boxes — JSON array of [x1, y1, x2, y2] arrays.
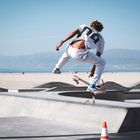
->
[[73, 77, 79, 84]]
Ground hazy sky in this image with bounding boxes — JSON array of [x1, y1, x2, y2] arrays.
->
[[0, 0, 140, 56]]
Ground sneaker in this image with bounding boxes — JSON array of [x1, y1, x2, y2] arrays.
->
[[86, 84, 96, 94], [52, 68, 61, 74]]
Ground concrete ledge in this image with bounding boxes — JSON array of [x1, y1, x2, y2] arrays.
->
[[47, 86, 87, 91], [0, 94, 126, 133], [0, 92, 140, 133], [0, 88, 46, 93]]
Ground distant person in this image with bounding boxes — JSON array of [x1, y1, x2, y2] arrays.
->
[[52, 20, 106, 93]]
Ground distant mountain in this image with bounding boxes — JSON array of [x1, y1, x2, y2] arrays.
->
[[103, 49, 140, 72], [104, 49, 140, 65], [0, 52, 60, 67], [0, 49, 139, 72]]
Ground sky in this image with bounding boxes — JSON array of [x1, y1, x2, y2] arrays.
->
[[0, 0, 140, 56]]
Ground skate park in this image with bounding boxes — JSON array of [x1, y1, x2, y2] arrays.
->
[[0, 75, 140, 140]]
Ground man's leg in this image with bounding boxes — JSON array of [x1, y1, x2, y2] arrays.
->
[[52, 51, 70, 74], [82, 52, 105, 92], [90, 59, 105, 85]]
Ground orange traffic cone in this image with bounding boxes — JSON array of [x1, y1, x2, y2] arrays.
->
[[100, 121, 109, 140]]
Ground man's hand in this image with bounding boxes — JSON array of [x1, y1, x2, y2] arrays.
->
[[55, 41, 64, 51], [88, 72, 94, 78], [89, 64, 96, 78], [55, 29, 79, 51], [88, 51, 101, 78]]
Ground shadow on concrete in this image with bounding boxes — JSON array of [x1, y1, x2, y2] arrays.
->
[[0, 87, 8, 92], [119, 108, 140, 132], [59, 90, 124, 101]]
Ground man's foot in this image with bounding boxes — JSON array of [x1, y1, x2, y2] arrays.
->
[[87, 84, 106, 94], [52, 68, 61, 74], [86, 84, 96, 94]]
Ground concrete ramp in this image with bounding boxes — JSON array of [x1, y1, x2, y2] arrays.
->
[[36, 82, 75, 88], [0, 92, 140, 133], [0, 87, 8, 92], [100, 81, 128, 91]]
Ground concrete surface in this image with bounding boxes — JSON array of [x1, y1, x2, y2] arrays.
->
[[0, 94, 125, 133], [0, 90, 140, 134], [0, 117, 140, 140], [0, 81, 140, 139]]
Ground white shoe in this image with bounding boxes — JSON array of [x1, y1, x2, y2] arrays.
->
[[52, 68, 61, 74], [87, 86, 97, 94], [86, 84, 96, 94]]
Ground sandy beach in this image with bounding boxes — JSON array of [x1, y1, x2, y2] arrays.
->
[[0, 72, 140, 89]]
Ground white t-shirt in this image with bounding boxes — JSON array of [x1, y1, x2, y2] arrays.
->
[[77, 24, 105, 54]]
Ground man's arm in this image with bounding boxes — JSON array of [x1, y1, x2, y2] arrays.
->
[[88, 51, 102, 77], [56, 29, 80, 51]]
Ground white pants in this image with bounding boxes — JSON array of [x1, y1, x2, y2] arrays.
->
[[55, 45, 105, 85]]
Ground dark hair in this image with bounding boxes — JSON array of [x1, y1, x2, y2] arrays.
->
[[90, 20, 104, 32]]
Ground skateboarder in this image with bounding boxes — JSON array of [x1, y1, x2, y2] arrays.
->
[[52, 20, 106, 93]]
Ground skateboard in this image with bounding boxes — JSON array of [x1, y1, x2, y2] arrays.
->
[[73, 74, 106, 104], [73, 74, 104, 89]]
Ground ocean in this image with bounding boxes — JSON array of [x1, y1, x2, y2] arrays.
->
[[0, 63, 139, 73], [0, 49, 140, 73]]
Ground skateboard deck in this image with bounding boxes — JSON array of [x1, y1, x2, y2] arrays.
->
[[73, 75, 89, 85]]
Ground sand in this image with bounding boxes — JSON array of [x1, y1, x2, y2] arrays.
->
[[0, 72, 140, 89]]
